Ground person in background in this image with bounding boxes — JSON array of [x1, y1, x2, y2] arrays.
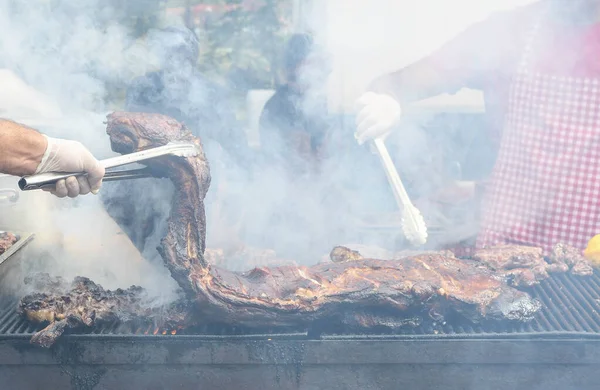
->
[[259, 32, 333, 177], [0, 119, 103, 198], [251, 32, 345, 260], [355, 0, 600, 255]]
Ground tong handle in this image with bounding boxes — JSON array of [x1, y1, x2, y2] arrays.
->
[[19, 171, 84, 190], [372, 137, 427, 245], [372, 138, 413, 209], [99, 142, 198, 170], [18, 143, 197, 191]]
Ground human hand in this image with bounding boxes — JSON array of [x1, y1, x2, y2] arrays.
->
[[35, 136, 105, 198], [354, 92, 402, 144]]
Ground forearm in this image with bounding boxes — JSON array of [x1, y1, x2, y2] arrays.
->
[[366, 9, 515, 106], [367, 61, 461, 106], [0, 119, 47, 176]]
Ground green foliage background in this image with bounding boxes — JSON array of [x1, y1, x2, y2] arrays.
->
[[198, 0, 292, 90], [11, 1, 293, 108]]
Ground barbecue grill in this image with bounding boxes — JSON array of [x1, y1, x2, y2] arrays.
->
[[0, 273, 599, 389]]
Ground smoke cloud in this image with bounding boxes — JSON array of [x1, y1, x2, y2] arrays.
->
[[0, 0, 538, 303], [0, 0, 180, 302]]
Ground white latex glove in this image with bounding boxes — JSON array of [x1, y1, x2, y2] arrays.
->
[[35, 136, 105, 198], [354, 92, 402, 145]]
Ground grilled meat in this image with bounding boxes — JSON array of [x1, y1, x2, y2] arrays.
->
[[472, 244, 593, 287], [472, 246, 545, 271], [549, 243, 594, 276], [18, 274, 191, 347], [472, 246, 549, 287], [330, 246, 363, 263], [104, 112, 541, 327], [0, 231, 18, 255], [20, 112, 555, 346]]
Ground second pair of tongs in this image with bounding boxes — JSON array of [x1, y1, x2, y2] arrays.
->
[[372, 138, 428, 246], [18, 142, 199, 191]]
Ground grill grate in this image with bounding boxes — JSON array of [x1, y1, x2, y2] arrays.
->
[[1, 272, 600, 339]]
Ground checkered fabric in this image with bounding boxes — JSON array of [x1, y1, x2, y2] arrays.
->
[[477, 19, 600, 255]]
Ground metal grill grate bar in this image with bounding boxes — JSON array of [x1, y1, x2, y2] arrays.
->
[[565, 276, 600, 330], [533, 285, 569, 331], [554, 275, 600, 332], [0, 301, 16, 328], [544, 277, 586, 331]]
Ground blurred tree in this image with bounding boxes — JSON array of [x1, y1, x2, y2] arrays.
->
[[5, 0, 168, 107], [9, 0, 168, 37], [199, 0, 293, 91], [94, 0, 167, 37]]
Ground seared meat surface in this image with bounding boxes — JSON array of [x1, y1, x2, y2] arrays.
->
[[330, 246, 363, 263], [0, 231, 18, 255], [549, 243, 594, 276], [472, 244, 593, 287], [472, 246, 549, 287], [18, 274, 191, 347], [472, 246, 545, 271]]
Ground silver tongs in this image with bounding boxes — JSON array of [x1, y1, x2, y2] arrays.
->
[[372, 138, 428, 246], [19, 142, 199, 191]]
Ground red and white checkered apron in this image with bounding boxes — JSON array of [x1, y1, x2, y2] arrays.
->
[[476, 16, 600, 255]]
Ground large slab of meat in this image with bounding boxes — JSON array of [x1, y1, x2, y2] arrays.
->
[[19, 112, 547, 346]]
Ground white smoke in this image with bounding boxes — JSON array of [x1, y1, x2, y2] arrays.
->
[[307, 0, 538, 112], [0, 0, 179, 301], [283, 0, 540, 256], [0, 0, 541, 301]]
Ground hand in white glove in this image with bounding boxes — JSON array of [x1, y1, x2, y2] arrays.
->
[[35, 136, 105, 198], [354, 92, 402, 144]]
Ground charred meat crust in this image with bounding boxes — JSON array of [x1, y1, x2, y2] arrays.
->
[[472, 244, 594, 286], [18, 274, 192, 347]]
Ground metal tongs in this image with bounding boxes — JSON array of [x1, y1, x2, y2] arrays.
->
[[18, 142, 199, 191], [372, 138, 428, 246]]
